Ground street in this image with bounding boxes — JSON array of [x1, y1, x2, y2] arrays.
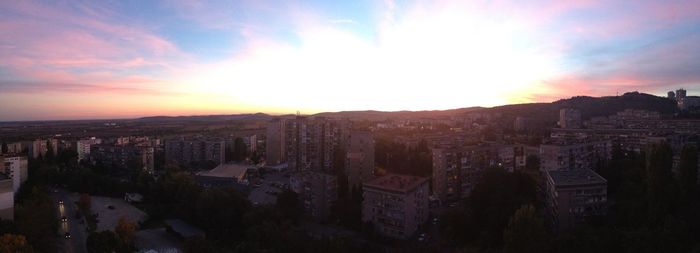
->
[[51, 188, 88, 253]]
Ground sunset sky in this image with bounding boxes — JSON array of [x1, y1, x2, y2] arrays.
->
[[1, 0, 700, 121]]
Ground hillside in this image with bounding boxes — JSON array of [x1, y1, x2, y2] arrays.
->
[[478, 92, 677, 125]]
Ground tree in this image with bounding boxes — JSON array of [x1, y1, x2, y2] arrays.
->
[[679, 144, 698, 203], [503, 205, 548, 253], [232, 137, 249, 161], [442, 167, 537, 248], [14, 187, 57, 253], [115, 217, 137, 245], [86, 231, 120, 253], [276, 190, 302, 224], [193, 187, 250, 243], [0, 234, 34, 253], [183, 237, 216, 253], [525, 155, 540, 171], [44, 140, 55, 163], [645, 142, 676, 225], [1, 142, 7, 154]]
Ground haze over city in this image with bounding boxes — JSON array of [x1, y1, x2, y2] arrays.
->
[[1, 1, 700, 121]]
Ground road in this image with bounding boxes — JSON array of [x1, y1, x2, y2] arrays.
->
[[52, 188, 88, 253]]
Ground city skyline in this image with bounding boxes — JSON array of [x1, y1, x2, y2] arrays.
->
[[2, 1, 700, 121]]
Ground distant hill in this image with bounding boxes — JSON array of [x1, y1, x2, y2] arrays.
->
[[313, 107, 483, 121], [93, 92, 680, 124], [480, 92, 677, 124], [135, 113, 274, 122]]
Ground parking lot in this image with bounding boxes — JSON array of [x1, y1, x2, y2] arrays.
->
[[73, 196, 147, 232], [247, 170, 290, 205]]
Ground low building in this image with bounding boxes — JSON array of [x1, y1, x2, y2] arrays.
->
[[196, 163, 252, 188], [545, 169, 607, 232], [362, 174, 429, 239], [0, 174, 13, 221], [290, 171, 337, 222]]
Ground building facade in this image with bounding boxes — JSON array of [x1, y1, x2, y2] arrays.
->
[[539, 141, 611, 172], [164, 138, 225, 167], [76, 138, 102, 161], [90, 144, 155, 173], [362, 174, 429, 239], [29, 138, 58, 159], [290, 171, 338, 222], [286, 117, 348, 173], [559, 108, 582, 129], [0, 175, 12, 221], [545, 169, 607, 232], [2, 156, 28, 192], [5, 142, 23, 155], [345, 131, 375, 188], [265, 119, 287, 165], [432, 144, 505, 201]]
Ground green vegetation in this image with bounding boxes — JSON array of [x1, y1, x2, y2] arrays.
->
[[440, 142, 700, 252]]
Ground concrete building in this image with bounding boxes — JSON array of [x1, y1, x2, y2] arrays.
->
[[164, 138, 225, 167], [286, 117, 346, 173], [0, 174, 12, 221], [290, 171, 338, 222], [266, 119, 287, 165], [539, 141, 612, 172], [242, 135, 258, 154], [5, 142, 24, 155], [673, 88, 700, 110], [29, 138, 58, 159], [345, 131, 375, 188], [76, 137, 102, 161], [545, 169, 607, 232], [90, 144, 155, 173], [2, 156, 28, 192], [362, 174, 429, 239], [432, 145, 504, 201], [677, 89, 687, 100], [559, 108, 582, 129]]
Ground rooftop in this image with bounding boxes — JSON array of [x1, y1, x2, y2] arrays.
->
[[547, 169, 607, 187], [197, 163, 251, 180], [364, 173, 428, 193]]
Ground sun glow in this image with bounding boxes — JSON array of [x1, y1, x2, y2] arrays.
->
[[180, 5, 558, 114]]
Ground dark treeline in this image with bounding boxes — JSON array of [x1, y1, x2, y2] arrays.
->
[[441, 142, 700, 253], [375, 138, 431, 177]]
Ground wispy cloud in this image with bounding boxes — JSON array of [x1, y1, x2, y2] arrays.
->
[[1, 0, 700, 120]]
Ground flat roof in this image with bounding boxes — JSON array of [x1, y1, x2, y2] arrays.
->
[[547, 169, 607, 187], [197, 163, 250, 179], [364, 173, 428, 194]]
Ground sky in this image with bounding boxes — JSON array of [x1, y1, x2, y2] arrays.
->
[[1, 0, 700, 121]]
